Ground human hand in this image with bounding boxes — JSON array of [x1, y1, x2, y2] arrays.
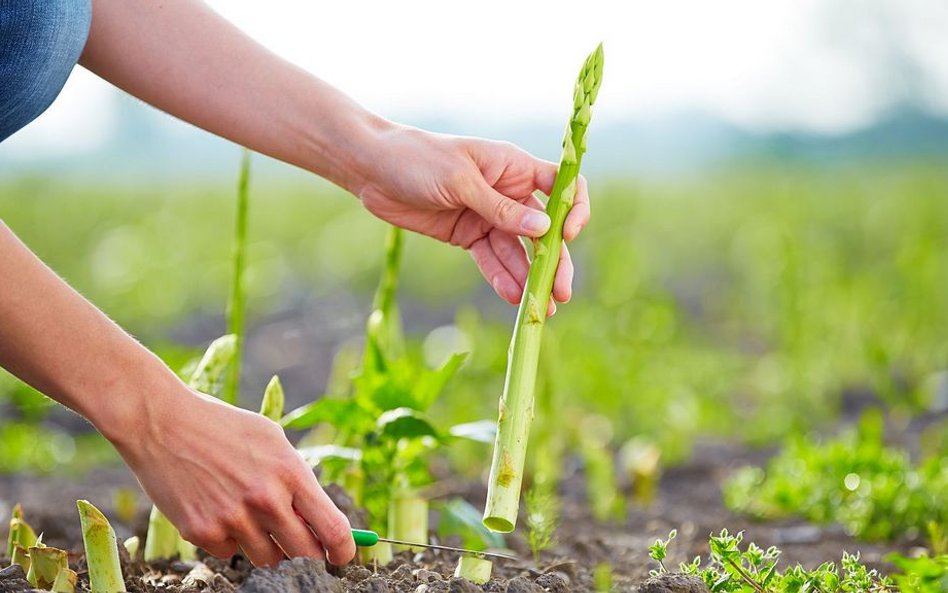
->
[[111, 387, 356, 567], [355, 126, 590, 311]]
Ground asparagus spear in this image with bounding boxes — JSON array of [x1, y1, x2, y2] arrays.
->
[[223, 148, 252, 405], [77, 500, 126, 593], [482, 44, 604, 533], [259, 375, 285, 421]]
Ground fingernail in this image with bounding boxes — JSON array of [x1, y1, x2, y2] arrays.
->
[[522, 212, 551, 235]]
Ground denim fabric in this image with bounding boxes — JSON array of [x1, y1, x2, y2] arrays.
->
[[0, 0, 92, 142]]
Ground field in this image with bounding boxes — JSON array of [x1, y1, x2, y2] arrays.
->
[[1, 161, 946, 592]]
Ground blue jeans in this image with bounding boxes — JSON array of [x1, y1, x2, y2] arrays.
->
[[0, 0, 92, 143]]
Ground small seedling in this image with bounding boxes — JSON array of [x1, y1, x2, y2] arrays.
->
[[524, 484, 559, 563], [647, 529, 677, 576]]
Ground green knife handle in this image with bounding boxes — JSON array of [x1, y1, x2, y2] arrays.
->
[[352, 529, 380, 547]]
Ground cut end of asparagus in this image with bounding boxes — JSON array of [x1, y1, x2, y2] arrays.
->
[[482, 516, 514, 534], [454, 556, 492, 584]]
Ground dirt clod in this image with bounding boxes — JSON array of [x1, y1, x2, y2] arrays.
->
[[636, 573, 709, 593], [346, 565, 374, 583], [445, 576, 481, 593], [0, 565, 31, 593], [535, 572, 569, 593], [504, 576, 543, 593], [414, 569, 443, 583], [391, 563, 414, 581], [359, 576, 392, 593], [237, 557, 343, 593]]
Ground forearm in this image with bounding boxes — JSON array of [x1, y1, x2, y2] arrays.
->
[[79, 0, 390, 193], [0, 221, 181, 445]]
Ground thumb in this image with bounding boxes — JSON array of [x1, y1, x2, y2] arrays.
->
[[466, 180, 551, 238]]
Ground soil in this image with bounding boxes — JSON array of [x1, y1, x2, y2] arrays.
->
[[0, 426, 930, 592], [0, 299, 939, 591]]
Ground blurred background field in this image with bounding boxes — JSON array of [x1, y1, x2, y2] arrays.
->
[[2, 159, 946, 475]]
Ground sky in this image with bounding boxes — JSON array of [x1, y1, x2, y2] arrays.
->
[[4, 0, 948, 158]]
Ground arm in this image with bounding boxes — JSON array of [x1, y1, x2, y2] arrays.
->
[[0, 221, 355, 566], [80, 0, 590, 306]]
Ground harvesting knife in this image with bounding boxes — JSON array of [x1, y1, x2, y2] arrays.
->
[[351, 529, 518, 561]]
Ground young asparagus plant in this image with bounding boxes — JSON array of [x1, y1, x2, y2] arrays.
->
[[282, 227, 487, 563], [26, 545, 68, 590], [259, 375, 285, 421], [77, 500, 126, 593], [483, 43, 604, 533], [6, 503, 36, 559], [223, 148, 251, 406], [145, 334, 237, 562]]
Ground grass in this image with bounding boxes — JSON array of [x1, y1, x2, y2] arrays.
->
[[0, 162, 946, 475]]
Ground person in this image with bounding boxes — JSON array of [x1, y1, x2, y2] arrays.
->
[[0, 0, 590, 568]]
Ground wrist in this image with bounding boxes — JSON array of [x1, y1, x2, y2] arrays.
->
[[82, 349, 189, 450], [297, 98, 396, 196]]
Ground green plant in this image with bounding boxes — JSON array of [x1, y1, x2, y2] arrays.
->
[[524, 482, 559, 563], [282, 227, 481, 555], [259, 375, 285, 421], [26, 545, 68, 590], [77, 500, 126, 593], [887, 553, 948, 593], [483, 43, 604, 533], [650, 528, 895, 592], [223, 149, 251, 406], [647, 529, 676, 575], [454, 556, 492, 585], [724, 409, 947, 545]]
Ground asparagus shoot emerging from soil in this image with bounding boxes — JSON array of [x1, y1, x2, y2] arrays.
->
[[482, 43, 604, 533], [26, 545, 68, 590], [52, 567, 78, 593], [455, 555, 492, 584], [77, 500, 126, 593], [223, 148, 251, 406], [387, 490, 428, 552], [7, 504, 37, 560], [259, 375, 285, 421], [143, 506, 177, 562]]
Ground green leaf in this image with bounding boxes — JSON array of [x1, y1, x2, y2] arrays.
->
[[376, 408, 440, 440], [413, 352, 468, 410], [297, 445, 362, 467], [438, 498, 505, 551], [448, 420, 496, 444], [281, 398, 370, 430]]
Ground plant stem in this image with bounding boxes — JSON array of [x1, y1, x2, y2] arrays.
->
[[26, 546, 67, 589], [364, 226, 405, 366], [77, 500, 126, 593], [224, 148, 251, 405], [482, 44, 604, 532], [387, 490, 428, 552], [143, 506, 178, 562], [51, 567, 77, 593], [454, 555, 492, 584]]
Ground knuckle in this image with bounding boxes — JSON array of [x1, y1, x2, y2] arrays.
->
[[245, 486, 280, 515], [179, 522, 224, 548], [320, 512, 353, 549]]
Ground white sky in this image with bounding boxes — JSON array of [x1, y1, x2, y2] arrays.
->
[[5, 0, 948, 157]]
